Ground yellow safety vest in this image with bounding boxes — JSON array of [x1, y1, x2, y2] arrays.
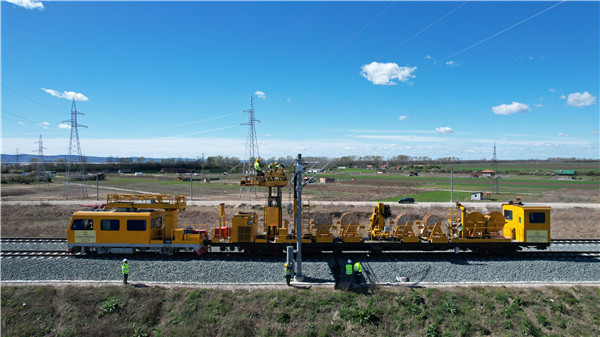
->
[[254, 162, 262, 171], [285, 266, 291, 275], [122, 263, 129, 275], [353, 262, 362, 273], [345, 264, 353, 275]]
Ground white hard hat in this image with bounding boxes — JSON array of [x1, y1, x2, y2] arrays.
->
[[347, 259, 352, 264], [123, 259, 127, 263]]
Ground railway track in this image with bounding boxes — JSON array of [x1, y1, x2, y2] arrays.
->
[[1, 249, 599, 259], [3, 237, 600, 244], [0, 250, 83, 257]]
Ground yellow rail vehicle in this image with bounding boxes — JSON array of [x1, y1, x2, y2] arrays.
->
[[67, 194, 208, 255]]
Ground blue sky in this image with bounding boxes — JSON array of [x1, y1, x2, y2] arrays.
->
[[2, 1, 598, 160]]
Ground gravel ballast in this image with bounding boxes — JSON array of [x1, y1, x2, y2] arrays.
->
[[2, 252, 599, 285]]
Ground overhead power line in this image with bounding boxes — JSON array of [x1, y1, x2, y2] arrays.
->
[[2, 84, 65, 114], [378, 1, 470, 60], [428, 0, 566, 69], [166, 111, 244, 128]]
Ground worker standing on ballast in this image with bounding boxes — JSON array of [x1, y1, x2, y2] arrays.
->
[[345, 259, 353, 288], [254, 158, 264, 176], [122, 259, 129, 285], [353, 260, 363, 286], [284, 263, 292, 286]]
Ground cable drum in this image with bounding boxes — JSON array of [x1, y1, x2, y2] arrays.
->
[[313, 212, 333, 235]]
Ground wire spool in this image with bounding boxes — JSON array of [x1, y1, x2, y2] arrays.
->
[[423, 214, 441, 228], [464, 212, 485, 235], [485, 211, 505, 233], [394, 213, 411, 227], [340, 212, 360, 234], [313, 212, 333, 234], [423, 214, 443, 235]]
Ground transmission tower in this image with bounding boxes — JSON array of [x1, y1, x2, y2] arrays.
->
[[34, 134, 47, 184], [491, 141, 499, 194], [63, 98, 88, 199], [240, 96, 261, 198]]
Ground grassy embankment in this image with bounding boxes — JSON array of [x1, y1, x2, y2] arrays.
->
[[2, 285, 599, 336]]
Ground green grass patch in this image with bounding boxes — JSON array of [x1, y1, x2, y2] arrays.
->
[[4, 285, 598, 336]]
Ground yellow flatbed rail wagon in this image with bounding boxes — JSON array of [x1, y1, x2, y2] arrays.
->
[[67, 194, 208, 256]]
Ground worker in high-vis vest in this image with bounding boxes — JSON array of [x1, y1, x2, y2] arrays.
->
[[122, 259, 129, 285], [284, 263, 292, 286], [353, 261, 363, 286], [254, 158, 264, 176], [345, 259, 353, 287]]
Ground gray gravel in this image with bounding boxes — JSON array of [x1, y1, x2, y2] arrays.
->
[[2, 252, 599, 285]]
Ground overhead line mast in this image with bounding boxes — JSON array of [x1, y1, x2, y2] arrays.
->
[[63, 98, 88, 200], [240, 96, 261, 199]]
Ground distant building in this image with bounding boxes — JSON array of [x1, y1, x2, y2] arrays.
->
[[481, 169, 496, 177], [470, 172, 481, 178], [319, 177, 335, 184], [471, 191, 491, 201], [556, 170, 576, 179]]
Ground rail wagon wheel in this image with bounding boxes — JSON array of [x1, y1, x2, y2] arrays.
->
[[340, 212, 360, 235], [485, 211, 505, 233], [313, 212, 333, 235]]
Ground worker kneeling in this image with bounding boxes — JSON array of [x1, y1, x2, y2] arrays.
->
[[284, 263, 292, 286], [353, 261, 363, 286]]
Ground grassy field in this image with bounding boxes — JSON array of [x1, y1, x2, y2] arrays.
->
[[2, 285, 599, 337]]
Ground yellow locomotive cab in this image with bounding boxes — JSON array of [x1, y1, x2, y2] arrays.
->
[[502, 203, 551, 243], [67, 194, 208, 256]]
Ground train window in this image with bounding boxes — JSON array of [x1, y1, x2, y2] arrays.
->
[[71, 219, 93, 230], [156, 217, 162, 228], [127, 220, 146, 231], [504, 210, 513, 220], [529, 212, 545, 224], [101, 219, 120, 231], [151, 218, 155, 229]]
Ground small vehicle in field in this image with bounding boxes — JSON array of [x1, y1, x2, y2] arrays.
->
[[398, 197, 415, 204]]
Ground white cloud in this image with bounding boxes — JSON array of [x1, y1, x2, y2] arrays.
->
[[435, 127, 454, 134], [445, 60, 459, 67], [549, 88, 556, 93], [535, 103, 543, 109], [58, 123, 71, 130], [264, 134, 272, 137], [397, 115, 408, 121], [286, 98, 291, 103], [254, 91, 266, 100], [559, 95, 566, 99], [492, 102, 530, 115], [566, 91, 597, 108], [557, 132, 570, 137], [18, 121, 25, 125], [42, 88, 89, 101], [360, 62, 416, 85], [425, 55, 433, 60], [41, 122, 50, 129], [6, 0, 43, 10]]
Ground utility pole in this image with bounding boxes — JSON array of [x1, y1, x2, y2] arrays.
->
[[293, 153, 305, 281], [63, 98, 88, 200]]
